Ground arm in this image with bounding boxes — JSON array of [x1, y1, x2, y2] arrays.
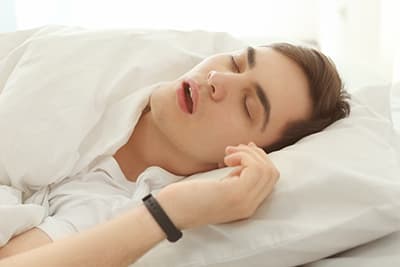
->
[[0, 204, 166, 267], [0, 228, 51, 259], [0, 142, 279, 266]]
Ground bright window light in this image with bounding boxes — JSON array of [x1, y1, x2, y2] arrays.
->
[[14, 0, 318, 40]]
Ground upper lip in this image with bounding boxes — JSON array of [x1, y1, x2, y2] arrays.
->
[[183, 78, 199, 114]]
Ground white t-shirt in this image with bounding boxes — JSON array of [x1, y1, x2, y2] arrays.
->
[[25, 156, 183, 241]]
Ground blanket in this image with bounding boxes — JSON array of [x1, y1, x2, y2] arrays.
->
[[0, 25, 244, 246]]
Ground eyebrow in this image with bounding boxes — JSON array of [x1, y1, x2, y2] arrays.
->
[[247, 46, 256, 69], [247, 46, 271, 132]]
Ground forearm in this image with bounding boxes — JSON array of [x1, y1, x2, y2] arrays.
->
[[0, 143, 279, 266], [0, 204, 166, 267]]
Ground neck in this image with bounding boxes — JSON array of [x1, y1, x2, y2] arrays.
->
[[114, 105, 217, 182]]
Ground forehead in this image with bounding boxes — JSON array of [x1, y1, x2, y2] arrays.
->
[[251, 47, 312, 139]]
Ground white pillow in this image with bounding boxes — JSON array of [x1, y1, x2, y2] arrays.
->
[[136, 84, 400, 267], [391, 82, 400, 131]]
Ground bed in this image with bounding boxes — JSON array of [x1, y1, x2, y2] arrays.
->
[[0, 26, 399, 266]]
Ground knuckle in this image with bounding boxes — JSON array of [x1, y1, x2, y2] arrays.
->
[[227, 191, 242, 206], [272, 167, 280, 180]]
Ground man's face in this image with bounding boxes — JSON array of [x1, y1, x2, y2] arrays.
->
[[148, 46, 312, 169]]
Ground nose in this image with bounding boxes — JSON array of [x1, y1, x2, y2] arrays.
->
[[207, 70, 229, 102]]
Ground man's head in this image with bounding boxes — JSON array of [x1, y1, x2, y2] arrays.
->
[[148, 43, 350, 172], [262, 43, 351, 152]]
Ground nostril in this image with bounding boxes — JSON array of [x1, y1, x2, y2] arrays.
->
[[211, 85, 216, 93]]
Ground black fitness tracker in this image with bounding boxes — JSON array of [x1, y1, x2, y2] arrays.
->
[[142, 193, 183, 242]]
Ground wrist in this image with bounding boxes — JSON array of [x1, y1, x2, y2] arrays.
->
[[142, 193, 182, 242], [156, 186, 188, 230], [137, 203, 167, 240]]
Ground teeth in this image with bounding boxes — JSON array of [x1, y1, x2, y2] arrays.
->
[[188, 87, 192, 98]]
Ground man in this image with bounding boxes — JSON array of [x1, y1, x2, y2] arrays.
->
[[0, 43, 351, 265], [115, 44, 350, 181]]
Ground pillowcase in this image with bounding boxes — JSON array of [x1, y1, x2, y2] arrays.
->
[[391, 82, 400, 131], [136, 84, 400, 267], [304, 84, 400, 267], [303, 226, 400, 266]]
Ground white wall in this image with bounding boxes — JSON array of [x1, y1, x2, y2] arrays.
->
[[319, 0, 400, 90], [2, 0, 398, 90], [12, 0, 319, 41], [0, 0, 16, 32], [381, 0, 400, 84]]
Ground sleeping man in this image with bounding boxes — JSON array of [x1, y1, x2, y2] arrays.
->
[[0, 43, 351, 266]]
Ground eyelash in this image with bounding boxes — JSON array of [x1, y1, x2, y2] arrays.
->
[[230, 55, 251, 120], [230, 55, 240, 73], [243, 95, 251, 119]]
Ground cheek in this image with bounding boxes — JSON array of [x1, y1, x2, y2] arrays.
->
[[200, 111, 249, 145], [169, 109, 246, 158]]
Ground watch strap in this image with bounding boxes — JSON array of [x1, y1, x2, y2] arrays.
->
[[142, 193, 183, 242]]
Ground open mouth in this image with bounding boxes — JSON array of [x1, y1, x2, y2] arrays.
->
[[183, 82, 194, 113]]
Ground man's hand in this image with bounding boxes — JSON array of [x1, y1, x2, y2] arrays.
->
[[157, 142, 280, 230]]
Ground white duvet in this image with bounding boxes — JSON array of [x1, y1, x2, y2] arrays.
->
[[0, 25, 244, 246]]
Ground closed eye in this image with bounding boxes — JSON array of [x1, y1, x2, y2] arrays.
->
[[231, 55, 250, 119], [229, 55, 250, 119], [243, 95, 251, 119], [230, 55, 240, 73]]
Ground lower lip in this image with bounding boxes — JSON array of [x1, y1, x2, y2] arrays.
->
[[177, 86, 191, 114]]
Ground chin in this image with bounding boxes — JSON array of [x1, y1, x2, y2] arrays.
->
[[149, 86, 170, 116]]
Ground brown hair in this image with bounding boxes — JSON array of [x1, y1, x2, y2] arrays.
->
[[262, 43, 351, 153]]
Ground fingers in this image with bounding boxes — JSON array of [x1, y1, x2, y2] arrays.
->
[[223, 142, 280, 208], [224, 151, 251, 178], [227, 166, 243, 178], [245, 142, 269, 162], [223, 143, 264, 191], [224, 142, 265, 168], [226, 142, 265, 159]]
